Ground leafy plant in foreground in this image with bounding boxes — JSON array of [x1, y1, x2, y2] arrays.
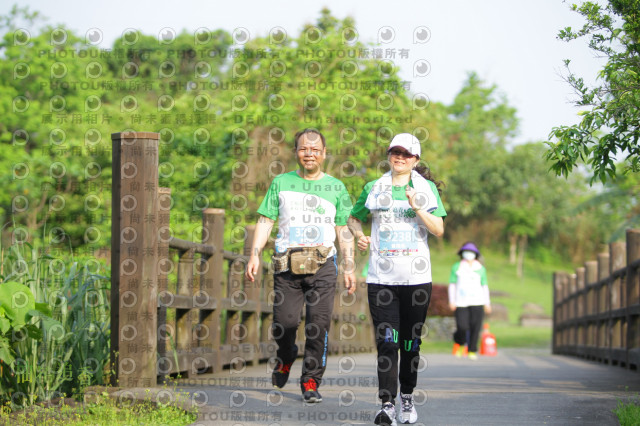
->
[[0, 239, 110, 407]]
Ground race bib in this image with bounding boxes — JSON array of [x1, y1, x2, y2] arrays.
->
[[290, 226, 324, 246], [379, 229, 417, 256]]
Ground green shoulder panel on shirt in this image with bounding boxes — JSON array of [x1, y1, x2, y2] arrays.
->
[[449, 261, 461, 284], [349, 180, 376, 223], [427, 180, 447, 218], [256, 173, 284, 221], [479, 265, 488, 286], [322, 174, 352, 226]]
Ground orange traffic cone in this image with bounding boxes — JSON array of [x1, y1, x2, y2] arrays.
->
[[480, 323, 497, 356]]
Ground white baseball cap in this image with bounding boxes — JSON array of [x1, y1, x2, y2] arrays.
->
[[387, 133, 421, 158]]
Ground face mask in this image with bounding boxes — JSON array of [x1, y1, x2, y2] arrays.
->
[[461, 251, 476, 261]]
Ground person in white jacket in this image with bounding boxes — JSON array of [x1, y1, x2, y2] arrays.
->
[[448, 242, 491, 360]]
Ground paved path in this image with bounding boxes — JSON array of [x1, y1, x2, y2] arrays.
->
[[178, 348, 640, 426]]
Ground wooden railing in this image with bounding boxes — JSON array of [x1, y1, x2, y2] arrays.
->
[[552, 229, 640, 369], [110, 131, 373, 387]]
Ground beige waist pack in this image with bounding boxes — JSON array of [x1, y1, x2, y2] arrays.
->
[[272, 246, 332, 275], [271, 250, 290, 274]]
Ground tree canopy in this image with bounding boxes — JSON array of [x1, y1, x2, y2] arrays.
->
[[546, 0, 640, 184], [0, 6, 620, 263]]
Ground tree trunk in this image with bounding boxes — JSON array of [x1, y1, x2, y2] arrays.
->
[[516, 234, 528, 279], [509, 233, 517, 264]]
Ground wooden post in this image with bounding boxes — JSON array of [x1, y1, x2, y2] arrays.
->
[[201, 208, 225, 372], [110, 131, 159, 388], [597, 253, 609, 316], [157, 188, 171, 364], [562, 273, 571, 347], [610, 242, 626, 310], [261, 265, 276, 362], [585, 260, 598, 350], [568, 274, 576, 319], [568, 274, 577, 346], [585, 261, 598, 317], [596, 253, 609, 358], [610, 242, 626, 358], [176, 248, 195, 376], [243, 225, 260, 365], [576, 267, 585, 321], [226, 255, 245, 367], [561, 272, 569, 329], [552, 272, 564, 354], [627, 230, 640, 307]]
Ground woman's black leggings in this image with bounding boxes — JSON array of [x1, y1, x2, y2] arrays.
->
[[453, 305, 485, 352], [367, 283, 432, 405]]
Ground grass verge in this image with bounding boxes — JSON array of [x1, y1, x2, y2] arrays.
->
[[0, 388, 197, 426], [614, 396, 640, 426]]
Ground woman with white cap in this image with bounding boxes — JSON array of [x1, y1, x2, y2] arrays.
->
[[448, 241, 492, 360], [348, 133, 446, 425]]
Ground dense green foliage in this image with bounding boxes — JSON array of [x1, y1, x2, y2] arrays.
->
[[0, 239, 109, 407], [0, 5, 627, 267], [547, 0, 640, 183]]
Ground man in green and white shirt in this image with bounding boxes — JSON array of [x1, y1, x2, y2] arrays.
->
[[257, 172, 352, 258], [245, 129, 355, 403]]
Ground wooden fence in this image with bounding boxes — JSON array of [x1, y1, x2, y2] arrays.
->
[[110, 131, 373, 387], [552, 229, 640, 369]]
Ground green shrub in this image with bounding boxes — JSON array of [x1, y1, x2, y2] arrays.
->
[[614, 396, 640, 426], [0, 239, 110, 407]]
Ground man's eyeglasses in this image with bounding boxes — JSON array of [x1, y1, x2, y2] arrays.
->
[[298, 148, 323, 156], [388, 149, 415, 159]]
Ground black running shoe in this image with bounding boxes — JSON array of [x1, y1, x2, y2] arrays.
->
[[301, 378, 322, 403], [271, 346, 297, 389]]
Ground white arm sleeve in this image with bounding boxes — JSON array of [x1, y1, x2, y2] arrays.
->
[[448, 283, 456, 305], [482, 285, 491, 306]]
